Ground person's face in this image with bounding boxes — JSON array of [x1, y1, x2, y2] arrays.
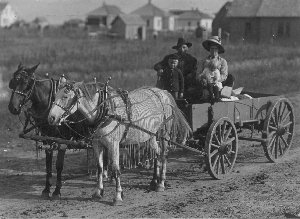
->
[[177, 44, 188, 54], [168, 59, 178, 69], [210, 45, 219, 58]]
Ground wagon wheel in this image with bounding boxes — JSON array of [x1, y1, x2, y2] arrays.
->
[[262, 98, 295, 162], [205, 117, 238, 180]]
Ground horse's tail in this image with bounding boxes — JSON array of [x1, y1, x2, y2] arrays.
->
[[167, 93, 192, 145]]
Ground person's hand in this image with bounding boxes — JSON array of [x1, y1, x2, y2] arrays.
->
[[157, 69, 163, 77], [201, 78, 207, 87], [179, 93, 183, 99]]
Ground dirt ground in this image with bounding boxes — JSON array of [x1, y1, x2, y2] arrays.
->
[[1, 93, 300, 219]]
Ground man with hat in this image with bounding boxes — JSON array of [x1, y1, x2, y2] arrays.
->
[[200, 36, 234, 89], [156, 53, 184, 99], [154, 37, 197, 98]]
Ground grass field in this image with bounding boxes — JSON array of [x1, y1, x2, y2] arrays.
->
[[1, 28, 300, 145]]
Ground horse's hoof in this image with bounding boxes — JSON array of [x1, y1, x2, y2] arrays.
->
[[92, 190, 104, 200], [149, 181, 157, 191], [51, 193, 61, 200], [41, 192, 51, 199], [156, 185, 165, 192], [112, 199, 123, 206]]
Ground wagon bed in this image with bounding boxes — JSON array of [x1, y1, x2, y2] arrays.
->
[[176, 91, 295, 179]]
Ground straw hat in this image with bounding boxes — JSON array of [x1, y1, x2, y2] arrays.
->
[[202, 36, 225, 54], [172, 37, 192, 50]]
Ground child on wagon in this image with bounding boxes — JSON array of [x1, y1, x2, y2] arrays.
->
[[156, 53, 184, 99], [198, 58, 222, 101]]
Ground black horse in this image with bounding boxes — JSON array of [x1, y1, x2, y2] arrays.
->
[[8, 63, 106, 199]]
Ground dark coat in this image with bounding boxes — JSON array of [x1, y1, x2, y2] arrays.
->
[[154, 52, 198, 90], [157, 67, 184, 93]]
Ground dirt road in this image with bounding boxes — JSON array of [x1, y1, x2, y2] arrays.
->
[[0, 94, 300, 219]]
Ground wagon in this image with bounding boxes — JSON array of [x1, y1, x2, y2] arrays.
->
[[175, 91, 295, 179]]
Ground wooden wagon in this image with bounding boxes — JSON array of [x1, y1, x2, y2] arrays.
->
[[176, 91, 295, 179]]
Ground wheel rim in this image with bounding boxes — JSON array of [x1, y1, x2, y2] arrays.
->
[[205, 117, 238, 179], [263, 98, 295, 162]]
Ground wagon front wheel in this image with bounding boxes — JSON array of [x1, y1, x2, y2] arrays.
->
[[205, 117, 238, 180], [263, 98, 295, 162]]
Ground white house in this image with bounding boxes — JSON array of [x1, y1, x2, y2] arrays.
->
[[0, 2, 17, 28], [131, 0, 174, 31]]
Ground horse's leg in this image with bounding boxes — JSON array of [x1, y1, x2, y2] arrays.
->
[[42, 148, 53, 198], [149, 138, 160, 191], [111, 141, 123, 206], [103, 147, 108, 180], [156, 139, 167, 192], [52, 149, 66, 199], [92, 145, 104, 199]]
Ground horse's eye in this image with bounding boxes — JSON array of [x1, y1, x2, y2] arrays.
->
[[64, 88, 70, 94]]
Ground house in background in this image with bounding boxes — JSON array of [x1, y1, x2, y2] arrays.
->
[[131, 0, 174, 31], [0, 2, 17, 28], [228, 0, 300, 44], [86, 2, 122, 32], [212, 1, 232, 39], [63, 19, 85, 29], [172, 9, 213, 34], [110, 14, 146, 40]]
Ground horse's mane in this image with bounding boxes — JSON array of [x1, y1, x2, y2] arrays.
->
[[74, 81, 114, 101]]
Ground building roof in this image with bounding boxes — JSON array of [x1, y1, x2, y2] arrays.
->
[[131, 0, 166, 17], [113, 14, 146, 25], [177, 9, 213, 20], [228, 0, 300, 17], [87, 3, 122, 17]]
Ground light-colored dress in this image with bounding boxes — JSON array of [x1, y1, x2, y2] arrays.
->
[[199, 68, 223, 90]]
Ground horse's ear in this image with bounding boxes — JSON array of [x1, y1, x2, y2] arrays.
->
[[28, 63, 39, 74]]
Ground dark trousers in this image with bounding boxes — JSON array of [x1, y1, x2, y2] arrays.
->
[[207, 83, 220, 100], [222, 74, 235, 87]]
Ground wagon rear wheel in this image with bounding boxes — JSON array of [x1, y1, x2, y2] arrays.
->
[[263, 98, 295, 162], [205, 117, 238, 179]]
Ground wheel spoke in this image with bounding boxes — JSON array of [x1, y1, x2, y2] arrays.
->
[[218, 124, 222, 142], [221, 121, 227, 141], [281, 111, 291, 124], [215, 156, 220, 174], [282, 121, 293, 128], [220, 155, 226, 174], [278, 138, 283, 155], [224, 154, 232, 167], [280, 135, 289, 149], [268, 125, 277, 131], [270, 115, 277, 127], [275, 136, 278, 159], [224, 126, 233, 141], [268, 134, 276, 150], [278, 102, 283, 122], [224, 137, 235, 145], [273, 107, 278, 126], [213, 133, 221, 145], [212, 154, 220, 169], [279, 102, 287, 122], [211, 143, 220, 149], [210, 149, 219, 159]]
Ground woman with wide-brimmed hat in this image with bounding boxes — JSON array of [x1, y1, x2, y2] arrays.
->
[[198, 36, 235, 100], [200, 36, 234, 87], [154, 37, 198, 98]]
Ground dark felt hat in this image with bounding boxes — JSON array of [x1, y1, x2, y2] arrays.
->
[[202, 36, 225, 54], [172, 37, 192, 50]]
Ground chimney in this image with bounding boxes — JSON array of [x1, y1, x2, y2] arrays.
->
[[148, 0, 152, 4]]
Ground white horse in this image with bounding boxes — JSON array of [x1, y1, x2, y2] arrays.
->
[[48, 82, 191, 205]]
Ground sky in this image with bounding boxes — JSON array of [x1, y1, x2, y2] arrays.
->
[[6, 0, 229, 24]]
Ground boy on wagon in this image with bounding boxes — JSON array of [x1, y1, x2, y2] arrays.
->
[[156, 53, 184, 99]]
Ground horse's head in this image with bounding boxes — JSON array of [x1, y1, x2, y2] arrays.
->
[[48, 82, 79, 126], [8, 63, 39, 115]]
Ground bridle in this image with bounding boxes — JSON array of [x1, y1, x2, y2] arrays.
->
[[52, 83, 81, 122], [11, 71, 36, 110], [52, 83, 109, 126]]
